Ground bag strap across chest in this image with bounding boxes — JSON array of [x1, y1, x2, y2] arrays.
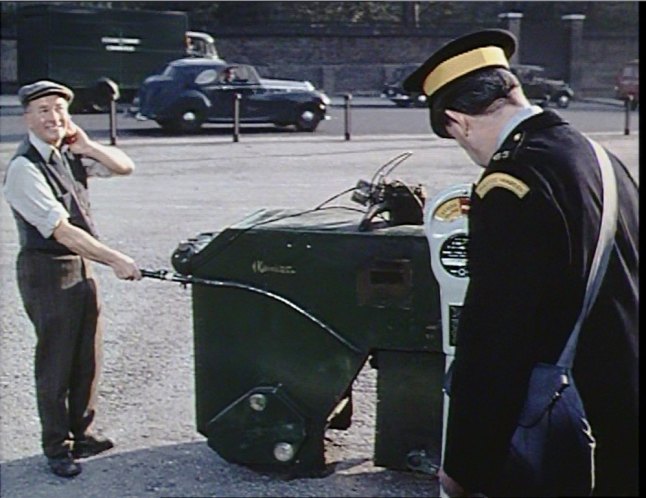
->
[[557, 138, 619, 369]]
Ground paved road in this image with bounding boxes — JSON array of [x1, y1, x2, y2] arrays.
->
[[0, 97, 639, 143], [0, 110, 638, 497]]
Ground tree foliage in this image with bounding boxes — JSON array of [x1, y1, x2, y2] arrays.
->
[[1, 1, 638, 33]]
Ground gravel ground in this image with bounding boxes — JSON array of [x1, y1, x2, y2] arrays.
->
[[0, 130, 638, 498]]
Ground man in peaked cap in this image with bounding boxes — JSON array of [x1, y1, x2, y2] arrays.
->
[[3, 80, 142, 478], [405, 30, 638, 496]]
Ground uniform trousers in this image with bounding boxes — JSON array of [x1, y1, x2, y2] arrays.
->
[[17, 250, 103, 458]]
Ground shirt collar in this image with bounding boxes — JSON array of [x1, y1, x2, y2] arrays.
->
[[495, 105, 544, 150], [28, 131, 64, 163]]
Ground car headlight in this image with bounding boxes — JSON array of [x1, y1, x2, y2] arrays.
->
[[319, 93, 331, 106]]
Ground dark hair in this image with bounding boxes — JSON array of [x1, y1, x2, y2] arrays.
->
[[430, 67, 519, 136]]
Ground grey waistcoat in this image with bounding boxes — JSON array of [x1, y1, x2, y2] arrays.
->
[[9, 139, 98, 254]]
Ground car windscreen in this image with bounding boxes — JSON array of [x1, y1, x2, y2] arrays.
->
[[164, 64, 223, 82]]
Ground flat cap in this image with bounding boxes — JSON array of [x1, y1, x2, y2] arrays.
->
[[18, 80, 74, 107], [403, 29, 516, 137]]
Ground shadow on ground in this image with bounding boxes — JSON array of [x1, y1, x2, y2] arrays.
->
[[0, 441, 437, 498]]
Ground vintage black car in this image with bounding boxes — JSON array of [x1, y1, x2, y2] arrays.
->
[[510, 64, 575, 108], [381, 64, 428, 108], [132, 58, 331, 132], [382, 63, 575, 110]]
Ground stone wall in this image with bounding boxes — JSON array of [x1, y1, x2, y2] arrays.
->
[[0, 40, 18, 92], [579, 32, 640, 96], [1, 29, 637, 98], [203, 29, 638, 97]]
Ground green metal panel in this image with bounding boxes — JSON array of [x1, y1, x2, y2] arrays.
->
[[206, 386, 309, 468], [17, 5, 188, 90], [374, 351, 444, 470], [178, 209, 442, 353], [174, 208, 446, 475]]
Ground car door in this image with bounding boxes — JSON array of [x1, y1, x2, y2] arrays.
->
[[227, 65, 274, 120], [212, 65, 258, 121]]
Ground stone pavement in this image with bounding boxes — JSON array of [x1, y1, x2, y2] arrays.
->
[[0, 128, 638, 498]]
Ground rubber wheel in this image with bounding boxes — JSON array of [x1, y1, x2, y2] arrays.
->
[[172, 109, 204, 132], [295, 107, 322, 132], [556, 94, 571, 108]]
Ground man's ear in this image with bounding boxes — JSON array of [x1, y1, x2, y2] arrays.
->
[[445, 109, 465, 127], [444, 109, 469, 137]]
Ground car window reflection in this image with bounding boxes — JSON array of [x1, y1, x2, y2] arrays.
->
[[195, 69, 218, 85]]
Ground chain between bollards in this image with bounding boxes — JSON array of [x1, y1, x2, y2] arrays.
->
[[623, 95, 633, 136], [344, 93, 352, 141], [233, 93, 241, 142]]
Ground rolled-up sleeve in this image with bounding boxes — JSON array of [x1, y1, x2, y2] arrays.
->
[[82, 157, 114, 178], [61, 148, 113, 178], [2, 157, 68, 238]]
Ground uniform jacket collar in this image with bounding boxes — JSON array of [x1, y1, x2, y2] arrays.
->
[[489, 110, 568, 164]]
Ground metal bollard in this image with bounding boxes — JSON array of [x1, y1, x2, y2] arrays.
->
[[94, 77, 120, 145], [109, 99, 117, 145], [233, 93, 241, 142], [344, 93, 352, 141], [624, 95, 632, 136]]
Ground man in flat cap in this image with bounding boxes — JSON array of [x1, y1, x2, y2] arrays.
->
[[3, 80, 142, 478], [405, 30, 638, 496]]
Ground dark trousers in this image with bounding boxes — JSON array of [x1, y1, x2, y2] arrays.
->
[[17, 250, 103, 458]]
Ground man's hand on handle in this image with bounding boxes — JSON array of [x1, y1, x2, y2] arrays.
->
[[53, 218, 141, 280], [110, 253, 142, 280]]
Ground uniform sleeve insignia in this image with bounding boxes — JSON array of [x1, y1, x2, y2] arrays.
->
[[475, 172, 529, 199]]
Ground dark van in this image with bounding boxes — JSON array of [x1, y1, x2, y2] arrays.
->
[[17, 4, 219, 112]]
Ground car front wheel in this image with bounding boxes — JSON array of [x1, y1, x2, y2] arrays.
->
[[295, 106, 323, 132], [161, 109, 205, 132], [555, 93, 571, 108]]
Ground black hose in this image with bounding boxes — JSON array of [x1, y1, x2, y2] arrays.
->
[[140, 268, 362, 354]]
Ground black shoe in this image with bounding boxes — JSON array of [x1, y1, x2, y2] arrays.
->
[[72, 436, 114, 459], [48, 454, 82, 478]]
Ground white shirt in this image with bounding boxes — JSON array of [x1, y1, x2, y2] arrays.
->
[[3, 132, 112, 238]]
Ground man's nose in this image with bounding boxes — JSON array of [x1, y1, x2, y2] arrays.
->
[[44, 108, 64, 120]]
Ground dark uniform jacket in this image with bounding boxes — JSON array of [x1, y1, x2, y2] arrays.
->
[[443, 110, 639, 496]]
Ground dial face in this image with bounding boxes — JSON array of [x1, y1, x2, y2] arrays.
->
[[439, 234, 469, 278], [432, 196, 470, 221]]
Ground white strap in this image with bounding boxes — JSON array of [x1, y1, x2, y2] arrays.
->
[[558, 138, 618, 368]]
